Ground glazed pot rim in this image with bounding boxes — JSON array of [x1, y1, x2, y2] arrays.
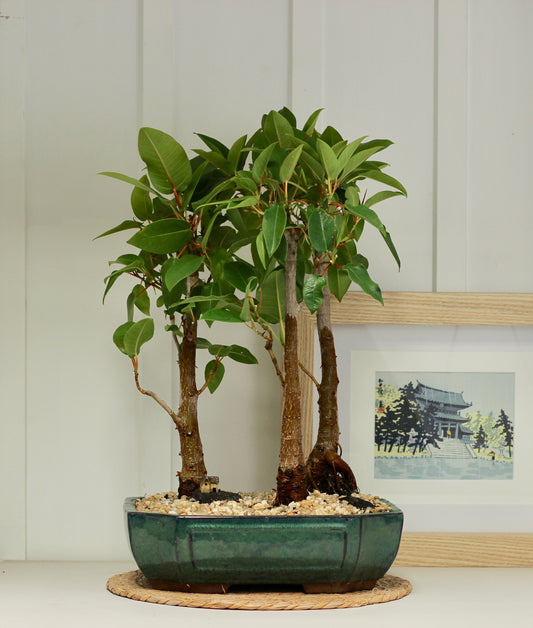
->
[[124, 496, 403, 519]]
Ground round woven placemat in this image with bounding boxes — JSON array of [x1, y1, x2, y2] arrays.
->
[[107, 571, 412, 610]]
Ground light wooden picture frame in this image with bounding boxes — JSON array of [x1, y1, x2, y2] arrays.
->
[[298, 292, 533, 567]]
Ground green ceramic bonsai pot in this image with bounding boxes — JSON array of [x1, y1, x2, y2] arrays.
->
[[124, 497, 403, 593]]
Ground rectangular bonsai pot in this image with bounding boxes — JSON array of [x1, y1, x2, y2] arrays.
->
[[124, 497, 403, 592]]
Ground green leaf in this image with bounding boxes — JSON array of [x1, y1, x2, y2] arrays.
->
[[258, 269, 285, 324], [202, 308, 242, 323], [127, 218, 191, 254], [263, 110, 294, 147], [130, 175, 153, 220], [205, 360, 225, 394], [345, 264, 383, 305], [337, 137, 367, 169], [113, 322, 135, 355], [365, 189, 404, 208], [303, 109, 323, 135], [252, 142, 276, 182], [328, 266, 351, 302], [224, 261, 258, 292], [307, 207, 335, 253], [298, 150, 325, 180], [131, 284, 151, 316], [123, 318, 155, 357], [339, 146, 384, 180], [94, 220, 142, 240], [262, 203, 287, 256], [321, 125, 344, 146], [161, 254, 204, 292], [99, 171, 167, 201], [138, 127, 192, 194], [254, 231, 268, 269], [303, 274, 327, 313], [345, 203, 400, 268], [196, 133, 229, 157], [225, 344, 258, 364], [279, 144, 303, 182], [364, 169, 407, 196], [227, 134, 248, 174], [317, 139, 341, 181]]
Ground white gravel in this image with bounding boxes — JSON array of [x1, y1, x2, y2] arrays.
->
[[136, 490, 393, 516]]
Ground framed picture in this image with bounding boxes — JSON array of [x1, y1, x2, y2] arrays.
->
[[299, 292, 533, 566]]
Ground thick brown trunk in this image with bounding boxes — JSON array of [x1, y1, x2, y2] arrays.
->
[[275, 229, 307, 505], [175, 275, 207, 497], [306, 260, 358, 495]]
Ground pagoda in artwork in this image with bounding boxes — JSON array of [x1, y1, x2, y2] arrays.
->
[[413, 380, 473, 442]]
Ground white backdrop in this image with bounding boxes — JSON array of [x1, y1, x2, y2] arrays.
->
[[1, 0, 532, 560]]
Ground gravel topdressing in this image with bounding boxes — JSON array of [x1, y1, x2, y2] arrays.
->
[[136, 490, 393, 517]]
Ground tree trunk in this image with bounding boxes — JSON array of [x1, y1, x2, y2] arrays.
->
[[306, 259, 358, 495], [275, 228, 307, 505], [175, 274, 207, 497]]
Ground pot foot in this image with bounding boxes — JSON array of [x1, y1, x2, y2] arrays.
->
[[147, 578, 230, 594], [302, 579, 377, 594]]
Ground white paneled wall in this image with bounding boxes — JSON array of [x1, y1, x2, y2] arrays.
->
[[1, 0, 532, 560]]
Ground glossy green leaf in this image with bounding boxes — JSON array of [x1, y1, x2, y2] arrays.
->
[[258, 269, 285, 324], [99, 171, 165, 200], [279, 144, 303, 182], [303, 274, 327, 313], [224, 261, 258, 292], [307, 207, 336, 253], [225, 344, 258, 364], [202, 308, 242, 323], [252, 142, 276, 182], [161, 254, 204, 292], [227, 134, 248, 174], [345, 203, 400, 268], [364, 169, 407, 196], [263, 110, 294, 147], [205, 360, 225, 394], [298, 150, 325, 180], [254, 232, 268, 269], [262, 203, 287, 256], [303, 108, 323, 135], [317, 138, 341, 181], [339, 146, 384, 180], [138, 127, 192, 194], [130, 175, 152, 220], [94, 220, 142, 240], [365, 190, 404, 208], [196, 133, 229, 157], [345, 264, 383, 305], [123, 317, 155, 357], [112, 322, 135, 355], [127, 218, 191, 254], [131, 284, 151, 316], [327, 266, 351, 302], [321, 125, 344, 147]]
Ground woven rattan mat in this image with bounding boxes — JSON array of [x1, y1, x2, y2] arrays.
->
[[107, 571, 412, 610]]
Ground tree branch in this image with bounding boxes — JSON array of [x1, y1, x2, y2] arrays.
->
[[132, 358, 179, 424]]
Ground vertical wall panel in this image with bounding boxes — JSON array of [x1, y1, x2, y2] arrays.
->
[[25, 0, 140, 559], [0, 0, 27, 560], [435, 0, 469, 291], [467, 1, 533, 291], [323, 0, 435, 292]]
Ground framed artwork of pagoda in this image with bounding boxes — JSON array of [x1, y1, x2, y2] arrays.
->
[[298, 292, 533, 566]]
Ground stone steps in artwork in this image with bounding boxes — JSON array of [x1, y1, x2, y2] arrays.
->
[[428, 439, 476, 459]]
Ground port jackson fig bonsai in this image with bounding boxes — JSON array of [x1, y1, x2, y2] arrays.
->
[[97, 108, 406, 592]]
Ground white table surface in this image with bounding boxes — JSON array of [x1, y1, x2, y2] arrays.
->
[[1, 561, 532, 627]]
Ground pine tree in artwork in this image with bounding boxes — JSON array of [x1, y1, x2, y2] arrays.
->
[[473, 424, 488, 452], [494, 409, 514, 458]]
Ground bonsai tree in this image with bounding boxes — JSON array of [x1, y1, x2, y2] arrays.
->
[[196, 108, 406, 503], [96, 127, 257, 496]]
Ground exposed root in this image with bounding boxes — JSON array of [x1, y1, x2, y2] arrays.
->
[[274, 465, 308, 506], [306, 449, 359, 496]]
